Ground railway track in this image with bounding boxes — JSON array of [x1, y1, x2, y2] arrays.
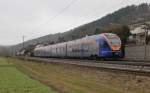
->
[[18, 57, 150, 75]]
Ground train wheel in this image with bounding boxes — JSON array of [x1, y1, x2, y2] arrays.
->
[[99, 57, 106, 61], [90, 55, 98, 60]]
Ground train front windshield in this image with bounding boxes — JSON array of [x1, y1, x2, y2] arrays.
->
[[105, 33, 121, 51], [110, 38, 121, 45], [105, 34, 121, 45]]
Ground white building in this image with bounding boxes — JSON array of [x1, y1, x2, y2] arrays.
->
[[130, 25, 150, 45]]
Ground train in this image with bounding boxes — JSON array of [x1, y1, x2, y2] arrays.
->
[[33, 33, 123, 59]]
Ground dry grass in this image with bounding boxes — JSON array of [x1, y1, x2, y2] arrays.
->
[[9, 58, 150, 93]]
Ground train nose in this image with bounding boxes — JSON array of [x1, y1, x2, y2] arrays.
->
[[111, 45, 121, 51]]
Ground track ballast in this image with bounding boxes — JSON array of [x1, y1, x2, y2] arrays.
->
[[18, 57, 150, 75]]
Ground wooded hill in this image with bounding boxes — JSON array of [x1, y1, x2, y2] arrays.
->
[[9, 3, 150, 55]]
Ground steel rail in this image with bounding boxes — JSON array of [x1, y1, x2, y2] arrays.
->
[[18, 57, 150, 74]]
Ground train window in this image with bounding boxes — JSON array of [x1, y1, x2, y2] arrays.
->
[[82, 44, 89, 52], [110, 39, 121, 45]]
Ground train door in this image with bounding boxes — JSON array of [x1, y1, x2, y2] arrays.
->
[[99, 39, 112, 57]]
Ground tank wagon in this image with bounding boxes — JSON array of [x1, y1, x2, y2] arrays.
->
[[34, 33, 123, 59]]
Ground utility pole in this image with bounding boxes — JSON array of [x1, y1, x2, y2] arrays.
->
[[22, 35, 25, 49], [11, 47, 14, 57], [144, 26, 148, 59]]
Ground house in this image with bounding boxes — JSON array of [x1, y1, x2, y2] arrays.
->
[[129, 25, 150, 45]]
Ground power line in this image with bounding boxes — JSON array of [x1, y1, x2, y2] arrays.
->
[[68, 0, 128, 27], [37, 0, 127, 29], [34, 0, 131, 35], [38, 0, 78, 27], [90, 0, 128, 19]]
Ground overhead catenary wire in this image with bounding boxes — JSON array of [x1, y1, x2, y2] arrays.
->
[[88, 0, 128, 20], [32, 0, 146, 39], [66, 0, 128, 29], [36, 0, 126, 31], [36, 0, 132, 30], [38, 0, 78, 27]]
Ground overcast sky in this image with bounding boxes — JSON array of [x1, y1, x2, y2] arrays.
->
[[0, 0, 149, 45]]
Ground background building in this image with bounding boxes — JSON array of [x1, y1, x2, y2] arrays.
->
[[129, 25, 150, 45]]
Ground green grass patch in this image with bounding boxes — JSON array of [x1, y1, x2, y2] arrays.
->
[[0, 58, 57, 93]]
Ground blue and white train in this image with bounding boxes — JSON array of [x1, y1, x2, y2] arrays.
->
[[33, 33, 123, 59]]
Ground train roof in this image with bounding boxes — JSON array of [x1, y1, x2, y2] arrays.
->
[[82, 33, 117, 39]]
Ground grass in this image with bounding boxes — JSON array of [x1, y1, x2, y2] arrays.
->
[[0, 58, 57, 93], [10, 59, 121, 93], [9, 58, 150, 93]]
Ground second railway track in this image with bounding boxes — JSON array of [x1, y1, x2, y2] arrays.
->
[[18, 57, 150, 75]]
